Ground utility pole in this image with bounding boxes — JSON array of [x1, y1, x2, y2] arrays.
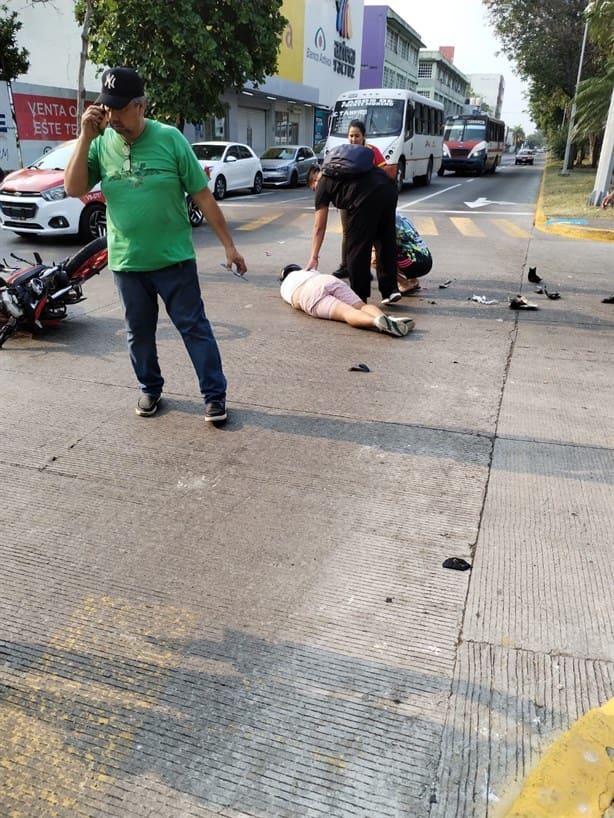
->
[[587, 85, 614, 205], [560, 5, 591, 176]]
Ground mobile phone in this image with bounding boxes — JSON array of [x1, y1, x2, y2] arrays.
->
[[221, 262, 247, 280]]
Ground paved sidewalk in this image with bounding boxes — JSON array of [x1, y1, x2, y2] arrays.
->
[[0, 213, 613, 818]]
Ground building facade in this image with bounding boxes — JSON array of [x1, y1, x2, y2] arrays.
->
[[359, 5, 423, 91], [466, 73, 505, 119], [5, 0, 365, 165], [417, 48, 469, 118]]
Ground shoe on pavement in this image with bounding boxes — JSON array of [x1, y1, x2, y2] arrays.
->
[[332, 265, 349, 279], [393, 316, 415, 332], [135, 394, 161, 417], [204, 400, 227, 423], [374, 314, 408, 337], [381, 291, 402, 306]]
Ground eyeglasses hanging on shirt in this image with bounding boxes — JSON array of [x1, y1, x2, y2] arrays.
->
[[122, 142, 131, 172]]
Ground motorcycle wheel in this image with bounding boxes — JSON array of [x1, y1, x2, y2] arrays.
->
[[64, 236, 109, 284]]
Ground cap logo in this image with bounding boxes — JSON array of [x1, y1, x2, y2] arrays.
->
[[104, 74, 117, 90]]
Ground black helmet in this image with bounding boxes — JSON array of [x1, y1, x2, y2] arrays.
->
[[280, 263, 302, 281]]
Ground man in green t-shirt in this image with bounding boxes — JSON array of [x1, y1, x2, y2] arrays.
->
[[66, 67, 247, 424]]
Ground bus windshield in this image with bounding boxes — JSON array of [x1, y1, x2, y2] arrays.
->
[[330, 98, 405, 138], [444, 119, 487, 143]]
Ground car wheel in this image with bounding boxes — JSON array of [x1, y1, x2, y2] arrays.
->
[[437, 166, 445, 177], [213, 175, 226, 200], [78, 202, 106, 242], [252, 172, 263, 194], [289, 170, 298, 188]]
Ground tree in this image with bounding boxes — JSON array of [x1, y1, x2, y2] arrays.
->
[[574, 0, 614, 139], [482, 0, 601, 138], [0, 3, 29, 82], [76, 0, 287, 128], [511, 125, 525, 149]]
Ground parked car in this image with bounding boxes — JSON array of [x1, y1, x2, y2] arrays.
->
[[515, 147, 535, 165], [0, 140, 106, 241], [191, 141, 263, 200], [260, 145, 319, 187]]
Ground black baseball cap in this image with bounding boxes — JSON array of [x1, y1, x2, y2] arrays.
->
[[95, 67, 145, 109]]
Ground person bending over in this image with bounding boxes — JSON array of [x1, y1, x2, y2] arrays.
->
[[334, 119, 387, 280], [279, 264, 414, 337], [306, 156, 401, 306]]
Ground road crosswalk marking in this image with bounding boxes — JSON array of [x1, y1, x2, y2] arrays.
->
[[412, 216, 438, 236], [237, 213, 283, 231], [490, 218, 532, 238], [450, 217, 486, 237], [228, 210, 533, 240]]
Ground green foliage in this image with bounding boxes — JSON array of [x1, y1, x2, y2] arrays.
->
[[75, 0, 286, 123], [0, 3, 29, 82], [482, 0, 611, 141]]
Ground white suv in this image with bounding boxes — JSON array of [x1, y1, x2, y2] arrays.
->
[[0, 140, 106, 242]]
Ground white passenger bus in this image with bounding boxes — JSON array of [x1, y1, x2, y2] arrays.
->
[[324, 88, 444, 191]]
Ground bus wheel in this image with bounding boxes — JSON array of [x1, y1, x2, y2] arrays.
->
[[415, 158, 433, 187], [491, 157, 498, 174], [395, 159, 405, 193]]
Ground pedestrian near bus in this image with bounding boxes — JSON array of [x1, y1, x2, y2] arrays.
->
[[306, 150, 401, 306], [65, 67, 247, 424], [333, 119, 388, 280]]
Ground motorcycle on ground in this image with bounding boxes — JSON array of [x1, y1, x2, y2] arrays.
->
[[0, 236, 109, 348]]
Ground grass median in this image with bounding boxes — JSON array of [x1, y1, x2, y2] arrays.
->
[[539, 158, 613, 222]]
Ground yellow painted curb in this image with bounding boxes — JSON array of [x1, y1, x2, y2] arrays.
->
[[503, 697, 614, 817], [535, 169, 614, 243]]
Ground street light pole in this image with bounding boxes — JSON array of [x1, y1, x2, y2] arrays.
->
[[560, 5, 591, 176]]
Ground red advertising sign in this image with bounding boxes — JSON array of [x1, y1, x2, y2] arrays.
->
[[12, 93, 82, 141]]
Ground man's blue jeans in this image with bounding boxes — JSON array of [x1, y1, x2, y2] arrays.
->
[[113, 260, 227, 403]]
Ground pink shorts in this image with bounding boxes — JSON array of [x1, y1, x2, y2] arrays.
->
[[295, 274, 362, 318]]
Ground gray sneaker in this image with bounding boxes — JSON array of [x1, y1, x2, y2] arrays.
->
[[136, 394, 161, 416], [381, 291, 402, 306], [374, 314, 408, 337]]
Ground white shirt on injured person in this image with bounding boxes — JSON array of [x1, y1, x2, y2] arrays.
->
[[280, 268, 319, 304]]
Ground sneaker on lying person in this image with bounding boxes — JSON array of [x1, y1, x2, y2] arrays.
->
[[374, 314, 409, 337]]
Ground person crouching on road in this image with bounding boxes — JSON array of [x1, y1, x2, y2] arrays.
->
[[65, 66, 247, 425], [373, 211, 433, 295], [306, 160, 401, 306], [279, 264, 415, 337]]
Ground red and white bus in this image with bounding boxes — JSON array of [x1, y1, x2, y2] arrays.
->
[[439, 113, 505, 176]]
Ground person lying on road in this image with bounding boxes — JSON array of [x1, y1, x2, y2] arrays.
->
[[279, 264, 415, 337]]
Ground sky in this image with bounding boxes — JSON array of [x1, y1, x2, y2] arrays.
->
[[364, 0, 537, 133]]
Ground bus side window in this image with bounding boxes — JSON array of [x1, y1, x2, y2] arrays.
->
[[405, 104, 414, 139]]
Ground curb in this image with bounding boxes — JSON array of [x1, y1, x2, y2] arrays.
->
[[502, 697, 614, 818], [534, 170, 614, 243]]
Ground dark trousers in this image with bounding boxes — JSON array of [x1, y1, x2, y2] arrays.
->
[[345, 185, 398, 302], [114, 260, 226, 403]]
